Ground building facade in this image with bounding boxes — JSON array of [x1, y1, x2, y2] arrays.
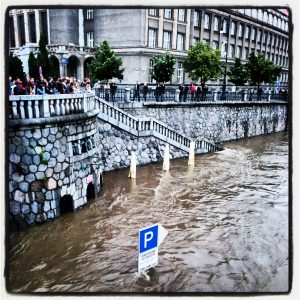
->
[[8, 8, 290, 85]]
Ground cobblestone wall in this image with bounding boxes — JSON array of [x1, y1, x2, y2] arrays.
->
[[8, 118, 102, 229]]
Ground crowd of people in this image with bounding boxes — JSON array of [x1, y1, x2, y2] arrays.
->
[[9, 76, 93, 96], [179, 83, 208, 102]]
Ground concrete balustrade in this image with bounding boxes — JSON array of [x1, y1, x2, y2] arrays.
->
[[9, 93, 95, 120]]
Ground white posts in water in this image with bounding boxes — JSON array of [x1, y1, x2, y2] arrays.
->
[[163, 144, 170, 171], [188, 141, 195, 166], [129, 151, 137, 179]]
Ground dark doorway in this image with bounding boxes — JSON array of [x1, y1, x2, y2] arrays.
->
[[67, 55, 79, 78], [49, 55, 60, 78], [59, 195, 73, 214], [87, 183, 95, 200]]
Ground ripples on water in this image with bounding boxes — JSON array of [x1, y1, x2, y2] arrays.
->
[[7, 132, 289, 293]]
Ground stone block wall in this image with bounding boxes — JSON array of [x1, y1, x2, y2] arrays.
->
[[123, 103, 288, 143], [8, 118, 102, 229]]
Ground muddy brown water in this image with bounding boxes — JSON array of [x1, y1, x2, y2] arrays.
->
[[7, 132, 289, 293]]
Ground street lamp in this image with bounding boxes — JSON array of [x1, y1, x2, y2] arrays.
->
[[220, 15, 231, 100]]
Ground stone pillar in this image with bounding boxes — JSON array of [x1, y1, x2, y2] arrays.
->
[[172, 10, 178, 49], [23, 11, 30, 44], [158, 9, 164, 48], [125, 88, 131, 102], [13, 11, 20, 48], [268, 90, 271, 101], [35, 10, 41, 43], [78, 9, 84, 46], [185, 9, 191, 50], [175, 89, 180, 102], [242, 90, 248, 101], [213, 91, 218, 101]]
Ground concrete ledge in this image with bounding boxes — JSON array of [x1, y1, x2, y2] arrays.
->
[[9, 109, 100, 129]]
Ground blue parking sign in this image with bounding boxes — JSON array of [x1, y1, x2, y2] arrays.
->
[[139, 225, 158, 253]]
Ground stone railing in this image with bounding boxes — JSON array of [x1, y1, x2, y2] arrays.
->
[[97, 96, 223, 153], [9, 93, 95, 120]]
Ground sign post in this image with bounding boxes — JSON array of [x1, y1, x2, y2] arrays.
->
[[138, 224, 168, 274]]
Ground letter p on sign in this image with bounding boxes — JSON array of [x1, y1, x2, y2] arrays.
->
[[139, 225, 158, 253]]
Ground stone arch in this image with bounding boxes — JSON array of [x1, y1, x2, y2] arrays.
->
[[86, 182, 95, 200], [59, 194, 74, 214], [67, 55, 80, 78], [49, 55, 60, 78], [84, 56, 94, 79]]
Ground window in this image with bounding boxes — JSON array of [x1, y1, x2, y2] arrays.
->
[[258, 9, 263, 20], [229, 44, 235, 58], [164, 9, 172, 19], [245, 9, 251, 16], [251, 28, 256, 40], [222, 19, 228, 34], [149, 59, 155, 83], [18, 15, 25, 46], [148, 28, 157, 48], [86, 9, 94, 20], [214, 16, 220, 31], [268, 14, 273, 25], [263, 11, 268, 22], [177, 62, 184, 83], [163, 31, 171, 49], [149, 9, 158, 16], [236, 46, 242, 58], [178, 9, 185, 22], [238, 23, 244, 37], [29, 13, 36, 43], [273, 16, 277, 27], [221, 42, 227, 57], [9, 16, 15, 48], [231, 21, 236, 36], [177, 33, 185, 50], [267, 33, 271, 45], [194, 11, 200, 27], [204, 13, 210, 29], [245, 26, 250, 39], [212, 41, 219, 49], [40, 11, 48, 43], [257, 30, 261, 42], [278, 18, 281, 29], [252, 9, 258, 19], [86, 31, 94, 47], [244, 47, 249, 59]]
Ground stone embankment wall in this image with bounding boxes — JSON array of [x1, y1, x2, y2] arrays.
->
[[96, 120, 187, 172], [8, 116, 102, 229], [123, 103, 288, 142]]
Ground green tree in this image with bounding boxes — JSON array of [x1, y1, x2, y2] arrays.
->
[[183, 41, 222, 88], [28, 52, 39, 79], [245, 51, 282, 89], [152, 52, 176, 83], [228, 58, 249, 87], [87, 41, 124, 83], [9, 53, 26, 81], [37, 34, 50, 79]]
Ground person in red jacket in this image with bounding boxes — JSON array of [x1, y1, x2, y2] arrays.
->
[[190, 84, 196, 102]]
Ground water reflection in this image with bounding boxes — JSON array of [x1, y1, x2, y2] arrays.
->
[[7, 132, 289, 293]]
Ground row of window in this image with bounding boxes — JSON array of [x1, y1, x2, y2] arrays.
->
[[233, 9, 289, 32], [202, 13, 288, 50], [9, 12, 48, 47], [149, 28, 185, 50], [149, 8, 186, 22]]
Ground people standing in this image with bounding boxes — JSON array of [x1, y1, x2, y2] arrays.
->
[[104, 82, 110, 101], [110, 80, 117, 102], [179, 84, 183, 102], [143, 83, 148, 101], [190, 84, 196, 102], [133, 81, 140, 101], [25, 78, 36, 95], [195, 84, 201, 102], [183, 85, 189, 102], [155, 83, 160, 102]]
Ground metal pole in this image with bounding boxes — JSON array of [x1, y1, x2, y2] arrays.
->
[[221, 15, 231, 101]]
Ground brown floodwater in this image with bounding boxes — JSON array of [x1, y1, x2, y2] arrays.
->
[[6, 132, 289, 293]]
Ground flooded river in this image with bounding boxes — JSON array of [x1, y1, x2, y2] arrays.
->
[[7, 132, 289, 293]]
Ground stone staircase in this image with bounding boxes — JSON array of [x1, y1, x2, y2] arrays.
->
[[96, 97, 223, 154]]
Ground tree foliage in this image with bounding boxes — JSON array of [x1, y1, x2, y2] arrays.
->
[[36, 34, 50, 79], [87, 41, 124, 83], [245, 51, 282, 88], [152, 52, 176, 83], [183, 41, 222, 88], [228, 58, 249, 86], [28, 52, 39, 79], [9, 53, 26, 81]]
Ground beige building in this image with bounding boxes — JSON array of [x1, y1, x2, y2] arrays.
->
[[8, 8, 290, 85]]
